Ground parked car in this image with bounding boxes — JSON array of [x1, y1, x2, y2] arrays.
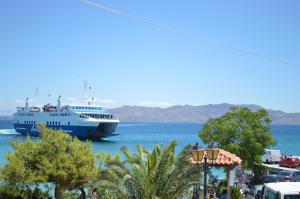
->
[[245, 185, 263, 199], [262, 182, 300, 199], [279, 157, 300, 168], [261, 175, 279, 183], [248, 175, 278, 186], [277, 170, 300, 182]]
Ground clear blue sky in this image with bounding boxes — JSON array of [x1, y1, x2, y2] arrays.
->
[[0, 0, 299, 114]]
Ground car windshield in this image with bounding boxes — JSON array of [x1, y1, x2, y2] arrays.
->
[[279, 171, 292, 176]]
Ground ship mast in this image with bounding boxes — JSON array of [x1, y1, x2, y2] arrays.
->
[[57, 96, 61, 112], [25, 97, 29, 112]]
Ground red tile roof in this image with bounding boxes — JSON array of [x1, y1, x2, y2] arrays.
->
[[190, 149, 242, 167]]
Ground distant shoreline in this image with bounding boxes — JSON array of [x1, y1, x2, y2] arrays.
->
[[3, 103, 300, 125]]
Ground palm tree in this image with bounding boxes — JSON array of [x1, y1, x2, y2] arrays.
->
[[95, 141, 201, 199]]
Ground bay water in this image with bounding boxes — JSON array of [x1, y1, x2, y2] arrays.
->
[[1, 120, 300, 178]]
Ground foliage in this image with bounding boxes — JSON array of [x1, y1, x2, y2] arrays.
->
[[232, 187, 243, 199], [215, 180, 227, 198], [199, 107, 276, 174], [95, 141, 201, 199], [0, 182, 51, 199], [0, 125, 98, 199], [0, 182, 19, 199]]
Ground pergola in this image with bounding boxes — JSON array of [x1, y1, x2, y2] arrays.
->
[[190, 148, 242, 199]]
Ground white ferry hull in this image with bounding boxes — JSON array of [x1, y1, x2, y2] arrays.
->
[[13, 97, 120, 140]]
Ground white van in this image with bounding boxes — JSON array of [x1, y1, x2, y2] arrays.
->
[[262, 149, 281, 164], [261, 182, 300, 199]]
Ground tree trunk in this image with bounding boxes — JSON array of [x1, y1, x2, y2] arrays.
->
[[55, 184, 65, 199]]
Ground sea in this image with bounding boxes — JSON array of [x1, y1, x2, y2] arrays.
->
[[1, 120, 300, 178]]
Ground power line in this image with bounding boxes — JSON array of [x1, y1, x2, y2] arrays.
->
[[81, 0, 300, 68]]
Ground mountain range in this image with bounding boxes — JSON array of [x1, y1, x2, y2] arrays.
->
[[1, 103, 300, 124], [108, 103, 300, 125]]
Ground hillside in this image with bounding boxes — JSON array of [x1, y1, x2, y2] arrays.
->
[[108, 103, 300, 124], [1, 103, 300, 124]]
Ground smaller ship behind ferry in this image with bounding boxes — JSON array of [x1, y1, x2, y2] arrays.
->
[[13, 96, 119, 140]]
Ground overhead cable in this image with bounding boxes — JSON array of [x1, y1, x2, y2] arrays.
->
[[81, 0, 300, 68]]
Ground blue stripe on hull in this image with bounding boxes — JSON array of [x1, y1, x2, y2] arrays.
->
[[13, 123, 118, 140]]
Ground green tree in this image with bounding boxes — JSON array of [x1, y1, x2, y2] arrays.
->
[[0, 125, 98, 199], [96, 141, 200, 199], [199, 107, 276, 175]]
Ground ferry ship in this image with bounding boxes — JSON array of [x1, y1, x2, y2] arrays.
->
[[13, 96, 119, 140]]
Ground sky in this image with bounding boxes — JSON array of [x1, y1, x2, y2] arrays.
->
[[0, 0, 299, 115]]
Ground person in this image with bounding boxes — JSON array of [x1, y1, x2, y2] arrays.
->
[[192, 143, 200, 150], [209, 142, 216, 148], [77, 187, 86, 199], [32, 188, 40, 199], [91, 188, 101, 199]]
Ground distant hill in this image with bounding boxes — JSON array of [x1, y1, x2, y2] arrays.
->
[[108, 103, 300, 125], [1, 103, 300, 124], [0, 115, 12, 120]]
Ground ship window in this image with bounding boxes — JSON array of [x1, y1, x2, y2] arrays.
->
[[58, 121, 60, 125], [68, 122, 70, 125]]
